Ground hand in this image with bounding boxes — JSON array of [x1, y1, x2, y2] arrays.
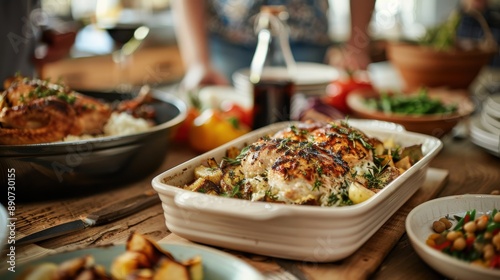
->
[[179, 64, 229, 93]]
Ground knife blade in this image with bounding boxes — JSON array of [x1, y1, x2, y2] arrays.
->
[[17, 191, 160, 246]]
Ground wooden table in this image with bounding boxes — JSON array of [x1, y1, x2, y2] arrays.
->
[[5, 126, 500, 279]]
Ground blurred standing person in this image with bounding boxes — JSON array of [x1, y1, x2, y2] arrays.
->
[[0, 1, 40, 86], [171, 0, 376, 91], [459, 0, 500, 67], [0, 1, 76, 88]]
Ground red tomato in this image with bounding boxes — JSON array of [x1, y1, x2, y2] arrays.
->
[[173, 107, 200, 143], [324, 76, 372, 114], [220, 102, 253, 128]]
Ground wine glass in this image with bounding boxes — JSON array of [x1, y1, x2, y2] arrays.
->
[[94, 0, 152, 92]]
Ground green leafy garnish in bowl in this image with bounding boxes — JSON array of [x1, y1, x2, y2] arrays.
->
[[364, 88, 458, 115]]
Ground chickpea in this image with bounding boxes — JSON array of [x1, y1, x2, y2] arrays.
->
[[426, 208, 500, 267], [426, 238, 436, 247], [493, 234, 500, 250], [428, 233, 441, 240], [465, 232, 475, 240], [453, 237, 466, 251], [439, 217, 452, 229], [494, 212, 500, 223], [447, 230, 462, 241], [476, 215, 488, 231], [483, 244, 495, 261], [463, 221, 477, 233], [484, 231, 493, 240], [432, 220, 446, 233]]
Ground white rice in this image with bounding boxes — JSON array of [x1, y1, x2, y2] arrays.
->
[[63, 112, 153, 142]]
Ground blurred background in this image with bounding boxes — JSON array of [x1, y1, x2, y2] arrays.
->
[[36, 0, 497, 90]]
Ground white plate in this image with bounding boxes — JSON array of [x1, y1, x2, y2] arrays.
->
[[484, 101, 500, 119], [486, 94, 500, 112], [481, 112, 500, 135], [233, 62, 339, 86], [470, 116, 500, 157], [470, 116, 500, 142], [152, 120, 442, 262], [198, 85, 252, 109], [0, 243, 264, 280], [406, 195, 500, 280]]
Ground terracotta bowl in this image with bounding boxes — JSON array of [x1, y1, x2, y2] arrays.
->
[[346, 88, 476, 138], [387, 42, 496, 90]]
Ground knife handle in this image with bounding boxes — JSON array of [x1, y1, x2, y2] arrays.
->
[[85, 191, 160, 226]]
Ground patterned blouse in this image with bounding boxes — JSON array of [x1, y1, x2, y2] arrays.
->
[[206, 0, 331, 46]]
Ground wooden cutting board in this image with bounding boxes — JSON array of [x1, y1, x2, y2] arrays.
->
[[160, 168, 449, 279]]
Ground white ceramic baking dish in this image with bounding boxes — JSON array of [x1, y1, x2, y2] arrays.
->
[[152, 120, 443, 262]]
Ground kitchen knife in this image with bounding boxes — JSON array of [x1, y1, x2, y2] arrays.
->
[[16, 191, 160, 246]]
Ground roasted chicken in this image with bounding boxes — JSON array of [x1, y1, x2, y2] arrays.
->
[[0, 76, 154, 145], [183, 120, 423, 206]]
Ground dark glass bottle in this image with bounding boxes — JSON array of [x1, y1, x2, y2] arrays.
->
[[249, 5, 296, 129]]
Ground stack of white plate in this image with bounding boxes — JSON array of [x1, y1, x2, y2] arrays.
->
[[232, 62, 339, 97], [470, 94, 500, 157]]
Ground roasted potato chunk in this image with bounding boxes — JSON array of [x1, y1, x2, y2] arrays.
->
[[185, 177, 223, 195], [18, 233, 203, 280], [194, 165, 223, 184]]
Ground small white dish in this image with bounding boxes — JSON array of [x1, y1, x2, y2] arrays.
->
[[406, 195, 500, 280], [0, 243, 264, 280], [198, 85, 252, 109], [233, 62, 339, 86], [232, 62, 337, 97]]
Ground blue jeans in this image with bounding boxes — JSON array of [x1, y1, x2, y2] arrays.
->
[[209, 34, 330, 82]]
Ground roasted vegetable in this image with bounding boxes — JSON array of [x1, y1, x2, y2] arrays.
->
[[111, 233, 202, 280], [299, 97, 345, 122], [17, 233, 203, 280], [189, 109, 250, 153], [17, 255, 110, 280]]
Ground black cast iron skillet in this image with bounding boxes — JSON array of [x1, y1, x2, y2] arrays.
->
[[0, 89, 186, 202]]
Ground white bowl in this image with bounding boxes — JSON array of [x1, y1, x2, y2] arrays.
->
[[406, 195, 500, 280], [232, 62, 338, 97], [152, 120, 443, 262], [198, 85, 252, 109]]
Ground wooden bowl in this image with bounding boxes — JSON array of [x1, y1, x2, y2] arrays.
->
[[346, 88, 476, 138], [387, 42, 496, 90]]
